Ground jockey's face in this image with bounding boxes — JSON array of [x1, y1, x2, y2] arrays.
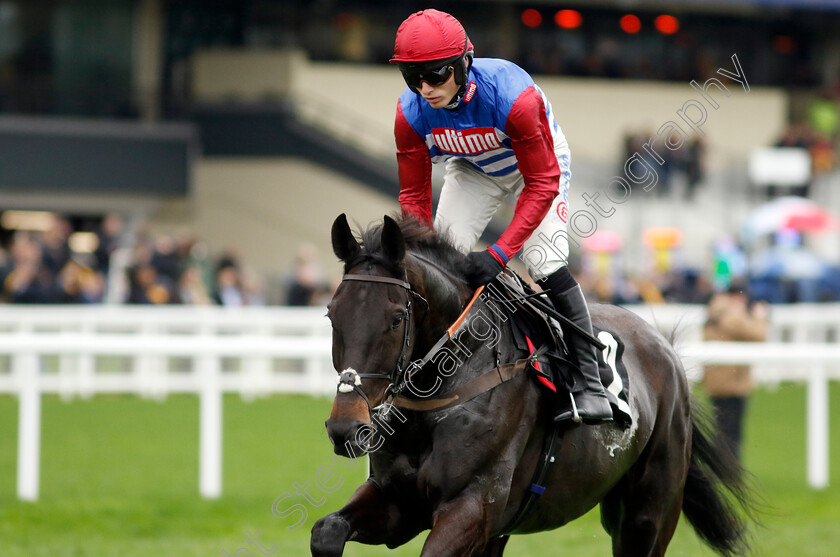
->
[[418, 72, 460, 109]]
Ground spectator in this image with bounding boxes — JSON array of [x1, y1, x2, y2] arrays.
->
[[1, 232, 55, 303], [241, 267, 267, 306], [177, 232, 214, 298], [213, 263, 244, 306], [94, 213, 125, 277], [633, 275, 665, 304], [151, 234, 181, 283], [623, 128, 675, 197], [702, 286, 769, 461], [55, 258, 104, 303], [126, 263, 173, 304], [662, 268, 713, 304], [176, 266, 211, 305], [40, 215, 72, 277], [749, 228, 828, 303], [681, 136, 705, 200], [285, 243, 327, 306], [712, 236, 748, 293]]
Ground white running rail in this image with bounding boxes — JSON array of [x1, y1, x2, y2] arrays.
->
[[1, 304, 838, 500]]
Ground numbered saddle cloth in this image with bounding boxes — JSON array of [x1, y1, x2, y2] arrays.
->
[[591, 326, 632, 426]]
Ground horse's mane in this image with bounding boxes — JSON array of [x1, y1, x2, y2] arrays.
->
[[352, 215, 471, 282]]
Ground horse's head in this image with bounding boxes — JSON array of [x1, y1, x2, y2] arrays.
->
[[325, 214, 420, 456]]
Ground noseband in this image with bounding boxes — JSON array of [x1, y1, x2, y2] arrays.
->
[[336, 274, 428, 409]]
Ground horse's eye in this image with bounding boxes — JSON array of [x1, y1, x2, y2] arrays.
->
[[390, 314, 404, 330]]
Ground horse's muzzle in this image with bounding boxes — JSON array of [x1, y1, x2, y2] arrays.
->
[[325, 418, 366, 457]]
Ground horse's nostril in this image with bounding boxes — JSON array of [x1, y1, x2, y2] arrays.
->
[[326, 419, 364, 448]]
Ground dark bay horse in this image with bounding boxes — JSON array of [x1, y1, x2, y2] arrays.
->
[[311, 214, 753, 557]]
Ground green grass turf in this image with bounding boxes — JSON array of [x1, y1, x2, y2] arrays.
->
[[0, 383, 838, 556]]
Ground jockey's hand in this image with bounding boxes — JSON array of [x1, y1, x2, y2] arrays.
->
[[466, 249, 505, 288]]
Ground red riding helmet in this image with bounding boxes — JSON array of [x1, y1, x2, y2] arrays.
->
[[390, 9, 474, 63], [390, 10, 474, 92]]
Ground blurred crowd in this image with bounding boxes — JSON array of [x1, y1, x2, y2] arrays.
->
[[580, 263, 840, 307], [0, 214, 277, 306], [578, 229, 840, 306], [579, 267, 714, 306], [623, 129, 706, 200], [122, 229, 267, 307], [765, 88, 840, 197], [0, 217, 107, 304], [2, 210, 838, 307]]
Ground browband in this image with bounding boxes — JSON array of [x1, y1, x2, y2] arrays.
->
[[342, 274, 412, 290]]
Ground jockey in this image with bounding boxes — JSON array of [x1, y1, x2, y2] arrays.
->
[[390, 9, 612, 424]]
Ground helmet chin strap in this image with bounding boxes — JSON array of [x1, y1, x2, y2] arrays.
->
[[443, 87, 465, 110], [443, 54, 472, 110]]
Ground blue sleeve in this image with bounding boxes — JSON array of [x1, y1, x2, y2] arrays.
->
[[399, 89, 426, 139]]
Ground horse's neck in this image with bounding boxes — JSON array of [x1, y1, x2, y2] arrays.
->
[[410, 259, 511, 391], [410, 255, 470, 350]]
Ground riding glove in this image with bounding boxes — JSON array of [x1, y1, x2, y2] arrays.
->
[[466, 249, 504, 288]]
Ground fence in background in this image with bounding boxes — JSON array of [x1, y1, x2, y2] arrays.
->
[[1, 304, 838, 500]]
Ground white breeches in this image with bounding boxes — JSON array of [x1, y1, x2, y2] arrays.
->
[[434, 149, 572, 281]]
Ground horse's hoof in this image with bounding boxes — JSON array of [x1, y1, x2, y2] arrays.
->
[[311, 514, 351, 557]]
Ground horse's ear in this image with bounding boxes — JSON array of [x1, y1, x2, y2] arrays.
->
[[331, 214, 360, 262], [381, 215, 405, 264]]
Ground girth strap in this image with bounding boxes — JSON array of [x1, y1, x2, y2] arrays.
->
[[391, 359, 530, 412], [502, 424, 563, 534]]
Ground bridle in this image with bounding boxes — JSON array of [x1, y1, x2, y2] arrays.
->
[[334, 273, 428, 410], [335, 268, 573, 420]]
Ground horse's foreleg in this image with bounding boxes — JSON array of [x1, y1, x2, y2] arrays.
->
[[310, 479, 423, 557], [475, 536, 510, 557], [420, 494, 492, 557], [310, 511, 351, 557]]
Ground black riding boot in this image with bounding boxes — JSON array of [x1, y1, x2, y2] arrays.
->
[[540, 269, 613, 424]]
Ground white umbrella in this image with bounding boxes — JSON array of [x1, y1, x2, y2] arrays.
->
[[740, 196, 839, 242]]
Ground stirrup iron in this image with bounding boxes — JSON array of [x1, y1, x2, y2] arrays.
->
[[569, 392, 581, 423]]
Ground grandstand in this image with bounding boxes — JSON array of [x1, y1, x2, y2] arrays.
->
[[1, 0, 838, 298], [1, 1, 839, 555]]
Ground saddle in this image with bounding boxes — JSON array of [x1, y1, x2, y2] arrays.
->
[[488, 271, 632, 427], [390, 270, 631, 426]]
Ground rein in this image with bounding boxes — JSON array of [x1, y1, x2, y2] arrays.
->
[[391, 358, 531, 412], [335, 269, 593, 420]]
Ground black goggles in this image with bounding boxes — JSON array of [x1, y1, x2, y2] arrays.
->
[[400, 63, 454, 89]]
